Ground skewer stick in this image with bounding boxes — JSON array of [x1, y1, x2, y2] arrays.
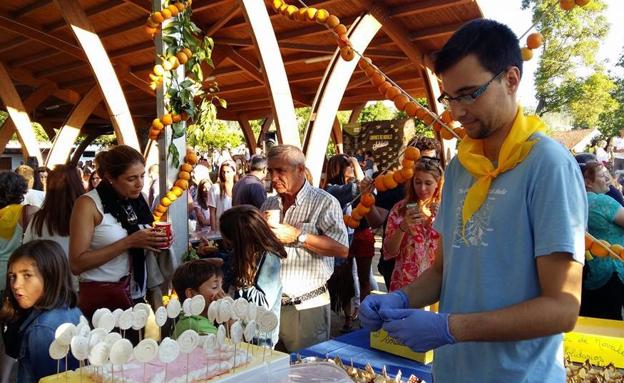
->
[[585, 232, 623, 260]]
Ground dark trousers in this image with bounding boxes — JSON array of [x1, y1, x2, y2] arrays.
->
[[580, 273, 624, 320]]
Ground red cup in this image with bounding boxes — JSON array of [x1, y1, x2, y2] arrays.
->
[[154, 222, 172, 249]]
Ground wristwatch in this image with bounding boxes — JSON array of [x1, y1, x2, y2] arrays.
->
[[297, 232, 308, 247]]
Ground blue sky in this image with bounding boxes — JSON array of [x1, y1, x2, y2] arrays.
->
[[478, 0, 624, 108]]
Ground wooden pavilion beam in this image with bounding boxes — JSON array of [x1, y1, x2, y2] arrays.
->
[[237, 116, 257, 153], [0, 83, 57, 155], [0, 62, 44, 164], [304, 13, 382, 186], [217, 37, 406, 59], [13, 0, 54, 18], [222, 46, 264, 84], [120, 0, 150, 13], [205, 3, 240, 37], [237, 0, 300, 147], [388, 0, 475, 17], [54, 0, 140, 149], [47, 86, 102, 167], [353, 0, 426, 68], [0, 0, 127, 55], [0, 10, 153, 96]]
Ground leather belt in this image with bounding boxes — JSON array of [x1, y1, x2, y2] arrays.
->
[[281, 285, 327, 306]]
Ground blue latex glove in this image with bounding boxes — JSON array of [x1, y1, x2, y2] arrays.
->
[[359, 290, 409, 331], [380, 308, 456, 352]]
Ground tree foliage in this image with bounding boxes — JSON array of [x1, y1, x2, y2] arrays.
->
[[186, 100, 242, 151], [598, 53, 624, 137], [522, 0, 616, 127]]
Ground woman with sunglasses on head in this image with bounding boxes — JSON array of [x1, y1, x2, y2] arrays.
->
[[382, 158, 443, 291], [69, 145, 168, 321], [208, 161, 239, 232]]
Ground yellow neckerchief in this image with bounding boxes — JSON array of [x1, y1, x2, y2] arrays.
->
[[0, 204, 23, 240], [457, 106, 544, 234]]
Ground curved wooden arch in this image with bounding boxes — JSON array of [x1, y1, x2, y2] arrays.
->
[[46, 86, 102, 167], [0, 61, 44, 164], [237, 0, 300, 148], [54, 0, 139, 150], [303, 13, 382, 186]]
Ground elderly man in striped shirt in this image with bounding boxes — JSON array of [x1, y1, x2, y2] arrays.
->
[[262, 145, 349, 352]]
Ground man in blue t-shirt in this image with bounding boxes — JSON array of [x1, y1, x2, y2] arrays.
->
[[360, 19, 587, 382]]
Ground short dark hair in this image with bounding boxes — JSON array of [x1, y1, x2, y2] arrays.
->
[[412, 137, 441, 157], [95, 145, 145, 180], [250, 155, 267, 172], [172, 260, 223, 302], [434, 19, 523, 79], [0, 240, 77, 323], [0, 171, 28, 208]]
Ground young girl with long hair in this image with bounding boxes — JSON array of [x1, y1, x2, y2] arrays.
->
[[219, 205, 286, 346], [383, 158, 443, 291], [208, 161, 238, 231], [0, 240, 81, 383]]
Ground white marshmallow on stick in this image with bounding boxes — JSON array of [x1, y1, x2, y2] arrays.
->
[[49, 339, 69, 360], [88, 342, 110, 366], [117, 309, 133, 331], [190, 295, 206, 316], [70, 336, 89, 361], [109, 338, 133, 365], [182, 299, 192, 317], [54, 323, 76, 346], [177, 329, 199, 353], [158, 337, 180, 364], [207, 300, 220, 323], [154, 306, 168, 327], [134, 338, 159, 363], [233, 298, 249, 322], [167, 297, 182, 319]]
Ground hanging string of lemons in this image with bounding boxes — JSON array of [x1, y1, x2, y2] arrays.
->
[[584, 232, 624, 262], [270, 0, 464, 229], [144, 1, 191, 37], [152, 148, 198, 222]]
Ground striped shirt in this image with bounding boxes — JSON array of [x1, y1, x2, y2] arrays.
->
[[261, 181, 348, 297]]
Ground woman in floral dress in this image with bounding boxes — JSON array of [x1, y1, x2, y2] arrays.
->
[[383, 158, 443, 291]]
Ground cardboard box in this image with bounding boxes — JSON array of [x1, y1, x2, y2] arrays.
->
[[564, 316, 624, 368], [370, 329, 434, 364]]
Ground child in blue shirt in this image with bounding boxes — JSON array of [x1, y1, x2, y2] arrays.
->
[[0, 240, 82, 383]]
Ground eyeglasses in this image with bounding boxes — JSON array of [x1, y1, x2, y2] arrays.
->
[[437, 70, 505, 106]]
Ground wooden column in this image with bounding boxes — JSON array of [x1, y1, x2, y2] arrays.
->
[[0, 82, 57, 154], [304, 14, 382, 186], [237, 116, 257, 154], [0, 61, 43, 164], [69, 131, 99, 166], [46, 86, 102, 167], [54, 0, 140, 150], [237, 0, 301, 148], [330, 118, 344, 154], [256, 114, 273, 149]]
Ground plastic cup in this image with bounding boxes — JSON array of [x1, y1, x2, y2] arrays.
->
[[154, 222, 172, 249], [266, 209, 281, 226]]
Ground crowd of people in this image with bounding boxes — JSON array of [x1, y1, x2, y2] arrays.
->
[[0, 17, 619, 383]]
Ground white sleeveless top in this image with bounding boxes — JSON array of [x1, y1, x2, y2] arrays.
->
[[79, 189, 130, 283]]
